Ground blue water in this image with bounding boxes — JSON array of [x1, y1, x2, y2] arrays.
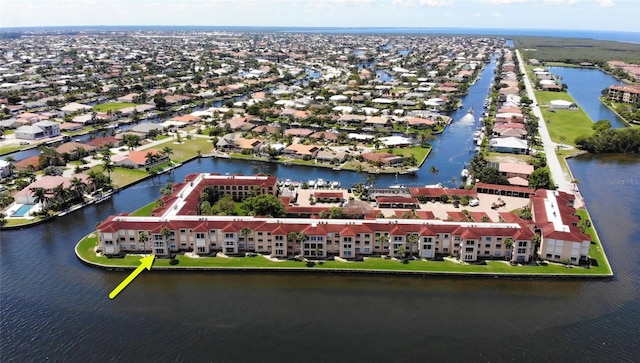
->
[[3, 26, 638, 43], [548, 67, 628, 128], [12, 204, 34, 217]]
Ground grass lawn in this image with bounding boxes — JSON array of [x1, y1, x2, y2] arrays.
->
[[129, 201, 157, 216], [535, 91, 595, 145], [76, 233, 611, 276], [5, 217, 41, 227], [151, 138, 213, 162], [378, 146, 432, 166], [0, 144, 26, 155], [576, 209, 613, 275], [93, 102, 137, 112], [88, 165, 150, 189]]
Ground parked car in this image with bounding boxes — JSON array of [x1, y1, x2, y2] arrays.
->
[[469, 199, 480, 207]]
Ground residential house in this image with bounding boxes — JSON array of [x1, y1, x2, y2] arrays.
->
[[14, 120, 61, 140]]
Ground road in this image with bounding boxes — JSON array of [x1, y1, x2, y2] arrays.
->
[[515, 49, 576, 196]]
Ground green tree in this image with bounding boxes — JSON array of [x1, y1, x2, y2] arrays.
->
[[376, 233, 389, 254], [242, 194, 286, 217], [32, 187, 49, 209], [161, 146, 174, 162], [529, 168, 552, 190], [101, 155, 115, 181], [406, 233, 419, 257], [70, 176, 87, 200], [504, 237, 514, 262]]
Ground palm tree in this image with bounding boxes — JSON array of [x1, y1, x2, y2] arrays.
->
[[32, 187, 49, 209], [430, 165, 439, 176], [365, 173, 377, 188], [4, 156, 15, 177], [406, 233, 419, 257], [287, 231, 307, 256], [138, 231, 150, 252], [504, 237, 514, 262], [296, 232, 307, 256], [53, 183, 68, 203], [145, 151, 158, 165], [70, 177, 87, 200], [101, 155, 115, 181], [161, 146, 174, 162], [240, 227, 253, 251], [376, 233, 389, 255]]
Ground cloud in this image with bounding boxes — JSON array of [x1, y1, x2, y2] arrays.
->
[[392, 0, 453, 6], [543, 0, 579, 5], [418, 0, 454, 5], [474, 0, 529, 4], [473, 12, 482, 17], [492, 12, 502, 17], [597, 0, 615, 8]]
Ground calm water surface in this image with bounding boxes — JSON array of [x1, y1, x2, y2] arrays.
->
[[1, 154, 639, 362], [548, 66, 627, 128]]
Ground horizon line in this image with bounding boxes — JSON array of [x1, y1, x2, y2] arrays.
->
[[1, 25, 638, 34]]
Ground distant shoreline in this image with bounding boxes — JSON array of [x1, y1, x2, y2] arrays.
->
[[2, 26, 638, 43]]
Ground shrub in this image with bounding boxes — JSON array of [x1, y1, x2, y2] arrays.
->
[[169, 258, 179, 265]]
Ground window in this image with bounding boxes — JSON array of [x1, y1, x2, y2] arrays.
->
[[485, 244, 491, 248], [464, 254, 474, 260], [155, 248, 164, 254], [129, 244, 136, 250], [197, 247, 206, 253], [424, 237, 433, 243], [154, 241, 164, 247], [517, 248, 526, 254], [486, 237, 492, 242], [546, 253, 552, 258], [225, 233, 234, 239], [465, 247, 474, 252], [466, 240, 474, 245], [139, 243, 144, 249], [518, 241, 527, 247], [196, 233, 205, 239]]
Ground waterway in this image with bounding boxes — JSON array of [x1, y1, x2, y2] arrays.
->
[[4, 55, 640, 361], [548, 66, 627, 128], [1, 153, 639, 362]]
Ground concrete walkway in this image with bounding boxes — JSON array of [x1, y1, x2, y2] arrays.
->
[[515, 50, 581, 203]]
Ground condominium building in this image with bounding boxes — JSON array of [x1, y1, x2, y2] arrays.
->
[[607, 84, 640, 104], [94, 174, 590, 265]]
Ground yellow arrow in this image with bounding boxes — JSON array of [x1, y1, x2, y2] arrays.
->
[[109, 255, 155, 299]]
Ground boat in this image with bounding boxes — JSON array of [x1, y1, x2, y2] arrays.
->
[[331, 181, 340, 188], [308, 179, 316, 187], [284, 179, 292, 187], [94, 192, 113, 204], [316, 178, 325, 188], [467, 106, 474, 114], [461, 169, 469, 179]]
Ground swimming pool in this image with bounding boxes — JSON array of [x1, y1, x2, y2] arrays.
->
[[12, 204, 35, 217]]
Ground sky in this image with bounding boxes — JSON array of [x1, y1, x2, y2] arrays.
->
[[1, 0, 639, 32]]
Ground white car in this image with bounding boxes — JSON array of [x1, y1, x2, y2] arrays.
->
[[469, 199, 480, 207]]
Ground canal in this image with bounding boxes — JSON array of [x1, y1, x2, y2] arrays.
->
[[548, 66, 628, 128]]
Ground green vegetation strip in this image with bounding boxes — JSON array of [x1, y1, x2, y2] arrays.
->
[[576, 208, 613, 275], [535, 91, 595, 145], [76, 234, 611, 276], [129, 201, 157, 216], [93, 102, 137, 112]]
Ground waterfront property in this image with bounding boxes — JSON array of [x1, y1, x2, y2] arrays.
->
[[94, 174, 592, 265]]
